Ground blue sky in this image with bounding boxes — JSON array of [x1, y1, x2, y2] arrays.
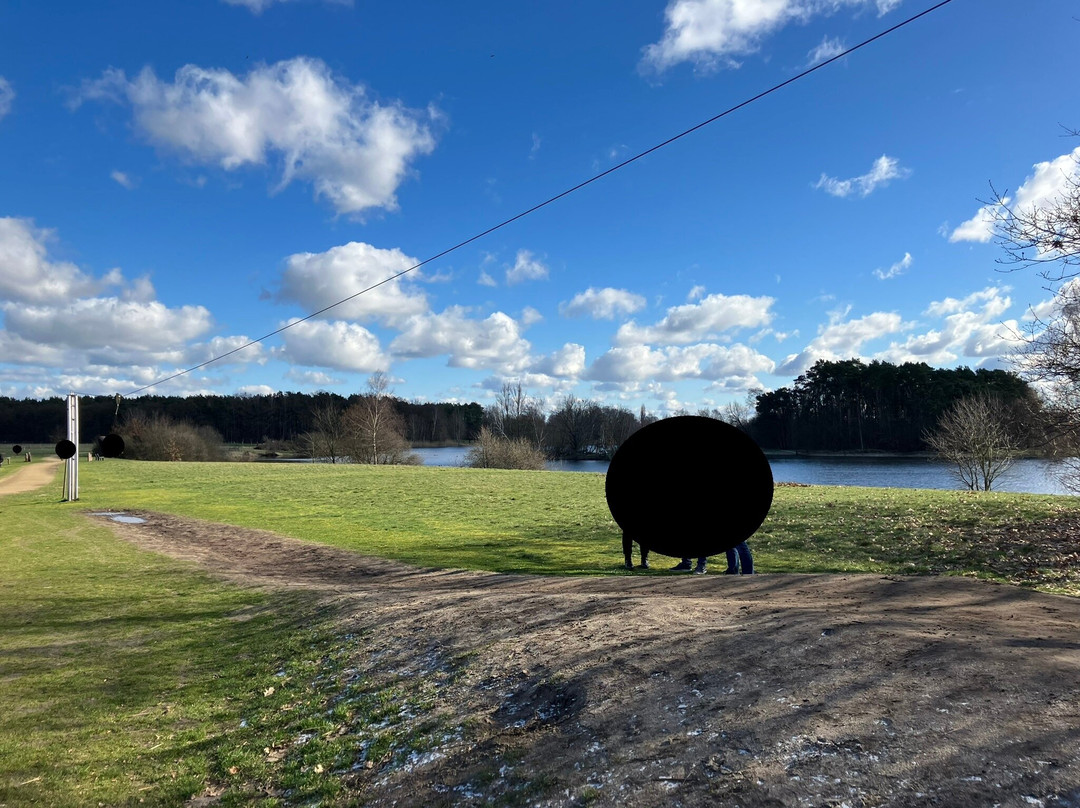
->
[[2, 0, 1079, 413]]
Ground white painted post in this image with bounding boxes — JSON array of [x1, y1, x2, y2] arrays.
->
[[64, 392, 79, 501]]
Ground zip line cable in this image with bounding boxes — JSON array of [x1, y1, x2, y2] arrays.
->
[[124, 0, 956, 397]]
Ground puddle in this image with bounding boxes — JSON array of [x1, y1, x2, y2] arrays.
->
[[90, 512, 147, 524]]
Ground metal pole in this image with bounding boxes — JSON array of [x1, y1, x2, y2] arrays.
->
[[65, 393, 79, 501]]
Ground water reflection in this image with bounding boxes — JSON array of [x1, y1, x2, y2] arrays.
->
[[410, 447, 1073, 495]]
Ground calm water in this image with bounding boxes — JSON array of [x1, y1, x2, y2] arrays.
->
[[411, 446, 1073, 495]]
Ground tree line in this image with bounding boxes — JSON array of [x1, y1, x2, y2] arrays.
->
[[0, 389, 484, 447], [750, 359, 1039, 452]]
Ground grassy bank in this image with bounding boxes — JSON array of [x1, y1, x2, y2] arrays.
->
[[0, 469, 443, 807], [75, 459, 1080, 594]]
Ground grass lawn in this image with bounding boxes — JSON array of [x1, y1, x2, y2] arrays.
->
[[3, 458, 1079, 806], [77, 459, 1080, 592], [0, 467, 442, 807]]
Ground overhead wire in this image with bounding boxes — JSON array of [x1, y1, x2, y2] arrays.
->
[[124, 0, 957, 397]]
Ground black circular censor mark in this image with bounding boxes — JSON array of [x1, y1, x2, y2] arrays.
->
[[55, 440, 77, 460], [12, 445, 22, 454], [605, 416, 773, 560], [99, 433, 125, 458]]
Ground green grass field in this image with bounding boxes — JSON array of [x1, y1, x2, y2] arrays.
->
[[2, 458, 1079, 806], [75, 459, 1080, 589]]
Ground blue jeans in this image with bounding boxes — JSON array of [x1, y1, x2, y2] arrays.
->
[[725, 542, 753, 574]]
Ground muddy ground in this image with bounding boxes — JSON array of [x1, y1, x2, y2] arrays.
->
[[93, 510, 1080, 808]]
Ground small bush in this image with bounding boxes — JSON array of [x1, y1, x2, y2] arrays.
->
[[465, 427, 547, 470], [119, 412, 225, 461]]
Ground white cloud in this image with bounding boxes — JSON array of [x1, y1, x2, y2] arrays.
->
[[0, 218, 102, 303], [949, 203, 998, 243], [589, 342, 774, 385], [3, 297, 214, 353], [237, 384, 276, 395], [873, 251, 912, 280], [477, 270, 497, 287], [222, 0, 352, 12], [815, 155, 911, 198], [110, 170, 136, 189], [615, 291, 774, 346], [278, 241, 427, 326], [277, 318, 388, 372], [0, 77, 13, 121], [76, 58, 437, 215], [390, 307, 534, 374], [876, 287, 1016, 366], [950, 147, 1080, 244], [777, 310, 910, 375], [559, 287, 646, 320], [807, 35, 845, 66], [285, 368, 344, 387], [532, 343, 586, 379], [505, 249, 549, 285], [642, 0, 901, 73]]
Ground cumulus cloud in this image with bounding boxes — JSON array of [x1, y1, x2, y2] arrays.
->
[[277, 318, 388, 372], [589, 342, 774, 385], [0, 77, 13, 121], [505, 249, 549, 285], [873, 252, 912, 280], [777, 309, 910, 375], [4, 298, 214, 353], [615, 291, 774, 346], [76, 58, 437, 215], [641, 0, 901, 73], [950, 146, 1080, 244], [815, 155, 911, 198], [0, 217, 105, 304], [390, 307, 534, 374], [532, 343, 587, 379], [278, 241, 427, 326], [559, 287, 646, 320], [876, 287, 1016, 366]]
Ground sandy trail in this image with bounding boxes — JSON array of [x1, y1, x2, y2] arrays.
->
[[0, 457, 61, 496], [89, 508, 1080, 808]]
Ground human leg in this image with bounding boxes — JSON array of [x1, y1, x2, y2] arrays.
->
[[735, 541, 753, 574]]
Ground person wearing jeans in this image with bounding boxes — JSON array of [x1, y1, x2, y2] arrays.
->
[[725, 541, 754, 574]]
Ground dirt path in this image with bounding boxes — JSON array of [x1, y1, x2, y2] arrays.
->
[[0, 458, 61, 496], [94, 509, 1080, 808]]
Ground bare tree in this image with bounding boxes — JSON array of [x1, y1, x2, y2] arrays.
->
[[924, 394, 1019, 491], [305, 402, 348, 463], [991, 138, 1080, 487], [486, 381, 547, 448], [990, 143, 1080, 283], [344, 373, 417, 465]]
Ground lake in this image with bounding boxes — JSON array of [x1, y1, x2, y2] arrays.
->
[[410, 446, 1074, 495]]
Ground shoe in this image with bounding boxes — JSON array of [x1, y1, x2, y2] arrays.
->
[[671, 560, 693, 571], [637, 562, 650, 570], [694, 565, 707, 575], [724, 568, 738, 575], [624, 561, 634, 570]]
